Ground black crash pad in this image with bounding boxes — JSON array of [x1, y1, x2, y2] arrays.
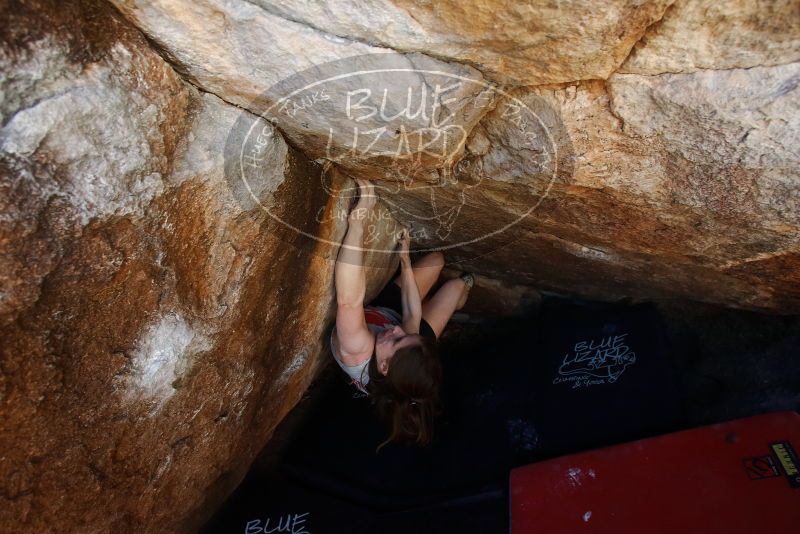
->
[[281, 298, 683, 512]]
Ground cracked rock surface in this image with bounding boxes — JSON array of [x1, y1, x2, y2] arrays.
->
[[1, 0, 799, 531], [1, 1, 395, 531], [109, 0, 800, 313]]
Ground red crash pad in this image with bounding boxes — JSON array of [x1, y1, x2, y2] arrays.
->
[[510, 411, 800, 533]]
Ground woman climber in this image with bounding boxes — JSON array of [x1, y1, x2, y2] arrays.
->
[[330, 178, 474, 451]]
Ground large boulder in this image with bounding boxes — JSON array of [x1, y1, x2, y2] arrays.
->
[[619, 0, 800, 74], [245, 0, 674, 85], [108, 0, 800, 313], [108, 0, 493, 184], [388, 66, 799, 311], [0, 1, 396, 531], [109, 0, 675, 86], [2, 0, 799, 531]]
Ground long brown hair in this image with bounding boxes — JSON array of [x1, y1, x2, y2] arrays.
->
[[366, 335, 442, 452]]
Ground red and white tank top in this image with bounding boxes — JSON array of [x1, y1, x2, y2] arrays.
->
[[331, 305, 401, 394]]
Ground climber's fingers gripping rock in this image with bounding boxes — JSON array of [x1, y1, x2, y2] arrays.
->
[[349, 179, 376, 223], [398, 228, 411, 266]]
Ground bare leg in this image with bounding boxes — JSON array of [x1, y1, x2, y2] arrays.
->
[[421, 278, 467, 338], [392, 251, 444, 301]]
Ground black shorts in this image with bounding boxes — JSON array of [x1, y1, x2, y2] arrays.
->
[[369, 279, 438, 341]]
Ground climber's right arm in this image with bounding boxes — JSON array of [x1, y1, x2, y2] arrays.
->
[[334, 180, 375, 362], [398, 230, 422, 334]]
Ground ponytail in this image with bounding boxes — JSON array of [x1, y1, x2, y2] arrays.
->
[[366, 336, 442, 452]]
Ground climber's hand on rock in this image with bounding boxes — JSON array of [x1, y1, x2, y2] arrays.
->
[[348, 179, 376, 225], [398, 228, 411, 267]]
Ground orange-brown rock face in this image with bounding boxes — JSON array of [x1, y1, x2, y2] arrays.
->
[[228, 0, 675, 85], [1, 0, 798, 532], [108, 0, 800, 314], [0, 1, 396, 531], [388, 78, 799, 311]]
